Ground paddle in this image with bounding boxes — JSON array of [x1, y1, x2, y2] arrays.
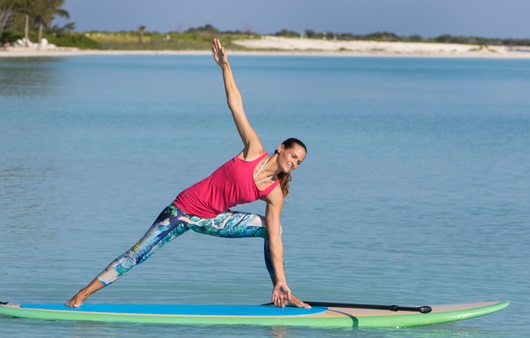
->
[[304, 301, 432, 313], [262, 301, 432, 314]]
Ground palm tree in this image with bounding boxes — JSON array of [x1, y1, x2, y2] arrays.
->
[[34, 0, 69, 45], [11, 0, 37, 44], [0, 0, 19, 32], [138, 25, 145, 44], [11, 0, 69, 45]]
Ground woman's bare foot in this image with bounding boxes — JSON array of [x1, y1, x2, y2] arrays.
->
[[65, 290, 89, 308], [65, 278, 105, 308]]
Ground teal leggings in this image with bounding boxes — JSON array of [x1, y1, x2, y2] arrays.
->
[[97, 204, 274, 285]]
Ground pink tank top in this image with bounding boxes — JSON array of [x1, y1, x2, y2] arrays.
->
[[174, 153, 280, 219]]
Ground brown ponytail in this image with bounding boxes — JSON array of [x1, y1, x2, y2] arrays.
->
[[278, 172, 292, 197], [276, 138, 307, 197]]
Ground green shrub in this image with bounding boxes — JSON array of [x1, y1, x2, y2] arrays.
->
[[1, 30, 24, 44], [0, 30, 100, 49], [48, 32, 100, 49]]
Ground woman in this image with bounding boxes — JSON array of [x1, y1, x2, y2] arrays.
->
[[66, 39, 309, 309]]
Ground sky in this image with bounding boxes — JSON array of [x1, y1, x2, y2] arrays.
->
[[60, 0, 530, 39]]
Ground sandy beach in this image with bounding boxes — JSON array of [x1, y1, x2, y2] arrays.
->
[[232, 36, 530, 58], [2, 36, 530, 58]]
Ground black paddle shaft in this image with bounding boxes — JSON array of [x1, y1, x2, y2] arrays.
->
[[305, 301, 432, 314]]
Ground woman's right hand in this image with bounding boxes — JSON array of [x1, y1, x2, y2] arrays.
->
[[271, 283, 311, 308], [272, 282, 292, 308], [212, 38, 228, 67]]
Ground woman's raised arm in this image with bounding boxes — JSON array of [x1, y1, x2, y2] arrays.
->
[[212, 38, 263, 160]]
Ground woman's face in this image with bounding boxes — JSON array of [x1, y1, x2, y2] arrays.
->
[[276, 144, 306, 173]]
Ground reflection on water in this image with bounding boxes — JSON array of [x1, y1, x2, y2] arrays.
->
[[0, 58, 63, 97]]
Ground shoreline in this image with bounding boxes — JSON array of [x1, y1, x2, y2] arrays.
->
[[2, 36, 530, 58], [232, 36, 530, 59]]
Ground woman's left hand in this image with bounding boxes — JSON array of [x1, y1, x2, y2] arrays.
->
[[212, 38, 228, 67]]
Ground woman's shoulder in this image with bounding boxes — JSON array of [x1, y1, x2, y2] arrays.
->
[[262, 183, 284, 205], [237, 148, 268, 162]]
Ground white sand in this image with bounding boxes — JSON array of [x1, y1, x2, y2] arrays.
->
[[232, 36, 530, 58], [2, 36, 530, 58]]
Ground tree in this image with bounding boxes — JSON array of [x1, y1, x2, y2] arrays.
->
[[304, 29, 316, 38], [185, 24, 219, 34], [11, 0, 36, 43], [138, 25, 145, 44], [33, 0, 69, 44], [0, 0, 19, 32], [275, 29, 299, 38], [8, 0, 69, 44]]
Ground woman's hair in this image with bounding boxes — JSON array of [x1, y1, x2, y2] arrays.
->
[[276, 138, 307, 197]]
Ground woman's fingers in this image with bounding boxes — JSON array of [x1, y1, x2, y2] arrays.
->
[[211, 38, 227, 66]]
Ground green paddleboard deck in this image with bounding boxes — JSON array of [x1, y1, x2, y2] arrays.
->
[[0, 300, 509, 328]]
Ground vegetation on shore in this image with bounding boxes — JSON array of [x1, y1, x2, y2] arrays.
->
[[1, 0, 76, 45], [4, 26, 530, 51], [2, 26, 530, 51], [82, 25, 255, 51], [281, 29, 530, 47], [1, 0, 529, 50]]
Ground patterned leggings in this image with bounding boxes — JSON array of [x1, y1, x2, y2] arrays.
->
[[97, 204, 274, 286]]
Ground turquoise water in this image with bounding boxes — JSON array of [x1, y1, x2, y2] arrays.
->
[[1, 54, 529, 337]]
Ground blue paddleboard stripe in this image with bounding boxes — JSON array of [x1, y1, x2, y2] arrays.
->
[[21, 304, 327, 317]]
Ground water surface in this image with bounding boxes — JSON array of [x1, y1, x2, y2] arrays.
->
[[1, 55, 529, 337]]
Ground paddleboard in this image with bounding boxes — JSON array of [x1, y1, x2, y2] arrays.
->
[[0, 301, 508, 328]]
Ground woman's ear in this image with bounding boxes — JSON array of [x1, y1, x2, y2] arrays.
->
[[276, 144, 285, 154]]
